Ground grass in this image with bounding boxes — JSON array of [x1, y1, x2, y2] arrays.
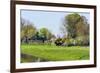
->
[[21, 44, 89, 63]]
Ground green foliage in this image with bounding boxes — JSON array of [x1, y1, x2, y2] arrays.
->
[[39, 28, 53, 40], [55, 38, 64, 46], [64, 13, 81, 38], [20, 19, 53, 44], [64, 36, 89, 46], [65, 38, 75, 46], [75, 36, 89, 46], [21, 24, 37, 39], [21, 44, 89, 62], [21, 13, 89, 46], [75, 37, 83, 46], [62, 13, 89, 46], [21, 24, 37, 43]]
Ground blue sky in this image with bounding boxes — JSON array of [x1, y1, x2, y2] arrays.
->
[[21, 10, 90, 37]]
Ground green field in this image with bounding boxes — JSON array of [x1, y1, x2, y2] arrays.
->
[[21, 44, 89, 63]]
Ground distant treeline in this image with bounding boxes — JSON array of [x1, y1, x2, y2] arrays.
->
[[21, 13, 89, 46]]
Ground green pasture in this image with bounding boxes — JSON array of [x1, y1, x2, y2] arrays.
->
[[21, 44, 89, 63]]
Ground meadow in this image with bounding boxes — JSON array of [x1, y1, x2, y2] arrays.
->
[[21, 44, 89, 63]]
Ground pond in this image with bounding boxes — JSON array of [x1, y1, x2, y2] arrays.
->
[[21, 53, 50, 63]]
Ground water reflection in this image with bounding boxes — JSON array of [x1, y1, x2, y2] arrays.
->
[[21, 53, 49, 63]]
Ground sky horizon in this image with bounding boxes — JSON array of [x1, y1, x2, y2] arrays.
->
[[21, 10, 90, 37]]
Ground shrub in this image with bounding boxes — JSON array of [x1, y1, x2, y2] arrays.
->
[[75, 36, 89, 46], [75, 38, 82, 46], [82, 36, 89, 46], [55, 38, 64, 46], [64, 38, 75, 46], [54, 36, 89, 46]]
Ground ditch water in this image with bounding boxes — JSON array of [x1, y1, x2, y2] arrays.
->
[[21, 53, 49, 62]]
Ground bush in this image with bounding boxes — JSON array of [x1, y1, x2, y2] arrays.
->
[[75, 36, 89, 46], [82, 36, 89, 46], [55, 38, 64, 46], [66, 38, 77, 46], [54, 36, 89, 46], [75, 38, 82, 46]]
